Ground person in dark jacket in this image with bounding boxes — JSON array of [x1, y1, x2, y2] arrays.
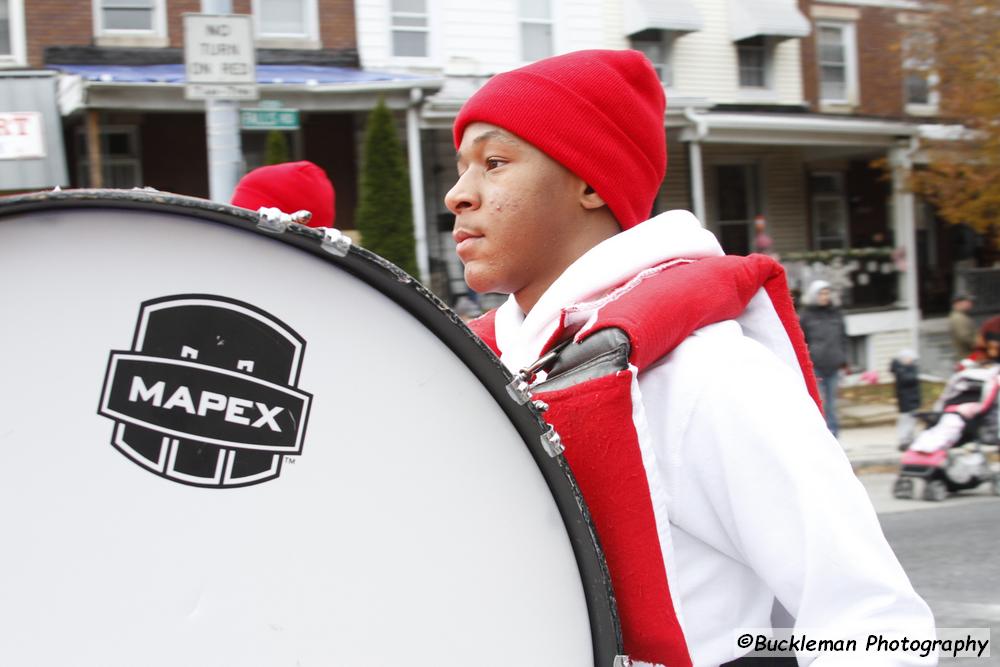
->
[[799, 280, 848, 437], [949, 293, 976, 363], [890, 349, 922, 450]]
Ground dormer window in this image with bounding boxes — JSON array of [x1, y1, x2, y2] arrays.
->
[[737, 36, 769, 88]]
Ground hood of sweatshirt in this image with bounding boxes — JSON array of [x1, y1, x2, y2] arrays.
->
[[494, 209, 723, 372]]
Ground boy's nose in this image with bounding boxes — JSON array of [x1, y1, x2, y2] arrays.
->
[[444, 172, 479, 215]]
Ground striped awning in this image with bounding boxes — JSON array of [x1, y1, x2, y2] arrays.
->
[[624, 0, 704, 36], [729, 0, 811, 41]]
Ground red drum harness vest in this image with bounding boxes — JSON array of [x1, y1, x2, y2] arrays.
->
[[469, 254, 821, 667]]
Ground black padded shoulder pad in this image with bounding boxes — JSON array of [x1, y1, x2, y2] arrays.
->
[[533, 328, 631, 393]]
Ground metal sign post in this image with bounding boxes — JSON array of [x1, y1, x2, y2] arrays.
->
[[184, 2, 257, 202]]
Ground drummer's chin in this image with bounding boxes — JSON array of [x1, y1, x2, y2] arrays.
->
[[463, 264, 503, 297]]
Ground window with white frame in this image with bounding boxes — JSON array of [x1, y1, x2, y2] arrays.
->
[[817, 21, 857, 104], [737, 36, 770, 88], [631, 30, 675, 87], [0, 0, 25, 65], [99, 0, 157, 32], [519, 0, 553, 62], [0, 0, 11, 57], [902, 29, 937, 108], [256, 0, 317, 39], [390, 0, 429, 58]]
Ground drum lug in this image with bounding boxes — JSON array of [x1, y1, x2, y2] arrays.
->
[[540, 426, 564, 458], [320, 227, 352, 257], [255, 206, 291, 233], [531, 399, 549, 412], [612, 656, 633, 667], [506, 374, 532, 405], [255, 207, 313, 233]]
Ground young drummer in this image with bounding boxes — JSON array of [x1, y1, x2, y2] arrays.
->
[[447, 50, 935, 667]]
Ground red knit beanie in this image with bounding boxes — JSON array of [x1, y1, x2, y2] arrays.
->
[[453, 49, 666, 230], [230, 160, 336, 228]]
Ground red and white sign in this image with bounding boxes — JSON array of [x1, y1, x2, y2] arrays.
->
[[0, 112, 45, 160]]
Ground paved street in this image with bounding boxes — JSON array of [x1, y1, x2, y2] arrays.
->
[[861, 474, 1000, 665]]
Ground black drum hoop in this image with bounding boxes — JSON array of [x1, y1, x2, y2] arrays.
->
[[0, 188, 623, 665]]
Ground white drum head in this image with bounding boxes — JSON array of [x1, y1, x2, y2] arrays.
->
[[0, 191, 619, 666]]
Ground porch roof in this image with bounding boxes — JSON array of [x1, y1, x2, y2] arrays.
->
[[680, 110, 919, 147], [50, 64, 443, 114], [51, 63, 435, 87]]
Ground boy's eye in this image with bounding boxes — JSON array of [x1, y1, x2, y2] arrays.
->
[[485, 157, 505, 170]]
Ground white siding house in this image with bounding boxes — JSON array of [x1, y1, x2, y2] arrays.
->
[[668, 0, 804, 105]]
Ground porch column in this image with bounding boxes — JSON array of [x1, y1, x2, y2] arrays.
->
[[682, 107, 708, 224], [406, 87, 431, 285], [86, 109, 103, 188], [889, 139, 920, 351], [688, 139, 706, 224]]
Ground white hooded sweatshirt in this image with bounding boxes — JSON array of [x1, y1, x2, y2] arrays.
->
[[491, 210, 936, 667]]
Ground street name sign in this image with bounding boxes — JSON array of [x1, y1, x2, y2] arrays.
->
[[183, 13, 258, 101], [240, 108, 300, 131]]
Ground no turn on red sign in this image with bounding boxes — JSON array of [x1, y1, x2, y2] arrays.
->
[[183, 13, 258, 100]]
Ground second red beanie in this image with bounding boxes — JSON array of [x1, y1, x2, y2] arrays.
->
[[231, 160, 336, 228]]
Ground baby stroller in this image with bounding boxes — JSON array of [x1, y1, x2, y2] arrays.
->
[[892, 364, 1000, 502]]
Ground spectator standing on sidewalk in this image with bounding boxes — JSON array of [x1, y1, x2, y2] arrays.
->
[[890, 349, 922, 450], [799, 280, 848, 437], [949, 293, 977, 363]]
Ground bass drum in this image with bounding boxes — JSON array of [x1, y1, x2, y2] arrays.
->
[[0, 190, 620, 666]]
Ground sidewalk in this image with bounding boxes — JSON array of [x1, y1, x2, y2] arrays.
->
[[840, 423, 904, 474], [836, 400, 902, 474]]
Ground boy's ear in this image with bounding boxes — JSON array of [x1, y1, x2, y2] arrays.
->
[[580, 183, 606, 210]]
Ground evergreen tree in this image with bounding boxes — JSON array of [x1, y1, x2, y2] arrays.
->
[[264, 130, 290, 165], [356, 99, 418, 276]]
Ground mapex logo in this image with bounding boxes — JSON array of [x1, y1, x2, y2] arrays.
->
[[98, 295, 312, 488]]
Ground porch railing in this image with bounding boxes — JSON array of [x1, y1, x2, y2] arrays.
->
[[780, 246, 900, 309], [956, 267, 1000, 316]]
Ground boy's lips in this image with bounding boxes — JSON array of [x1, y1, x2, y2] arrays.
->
[[453, 228, 484, 258]]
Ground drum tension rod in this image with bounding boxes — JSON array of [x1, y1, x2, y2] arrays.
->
[[505, 339, 573, 405], [506, 341, 573, 459], [613, 656, 633, 667]]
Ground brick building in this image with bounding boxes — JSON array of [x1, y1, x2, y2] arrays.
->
[[0, 0, 440, 233], [796, 0, 967, 318]]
